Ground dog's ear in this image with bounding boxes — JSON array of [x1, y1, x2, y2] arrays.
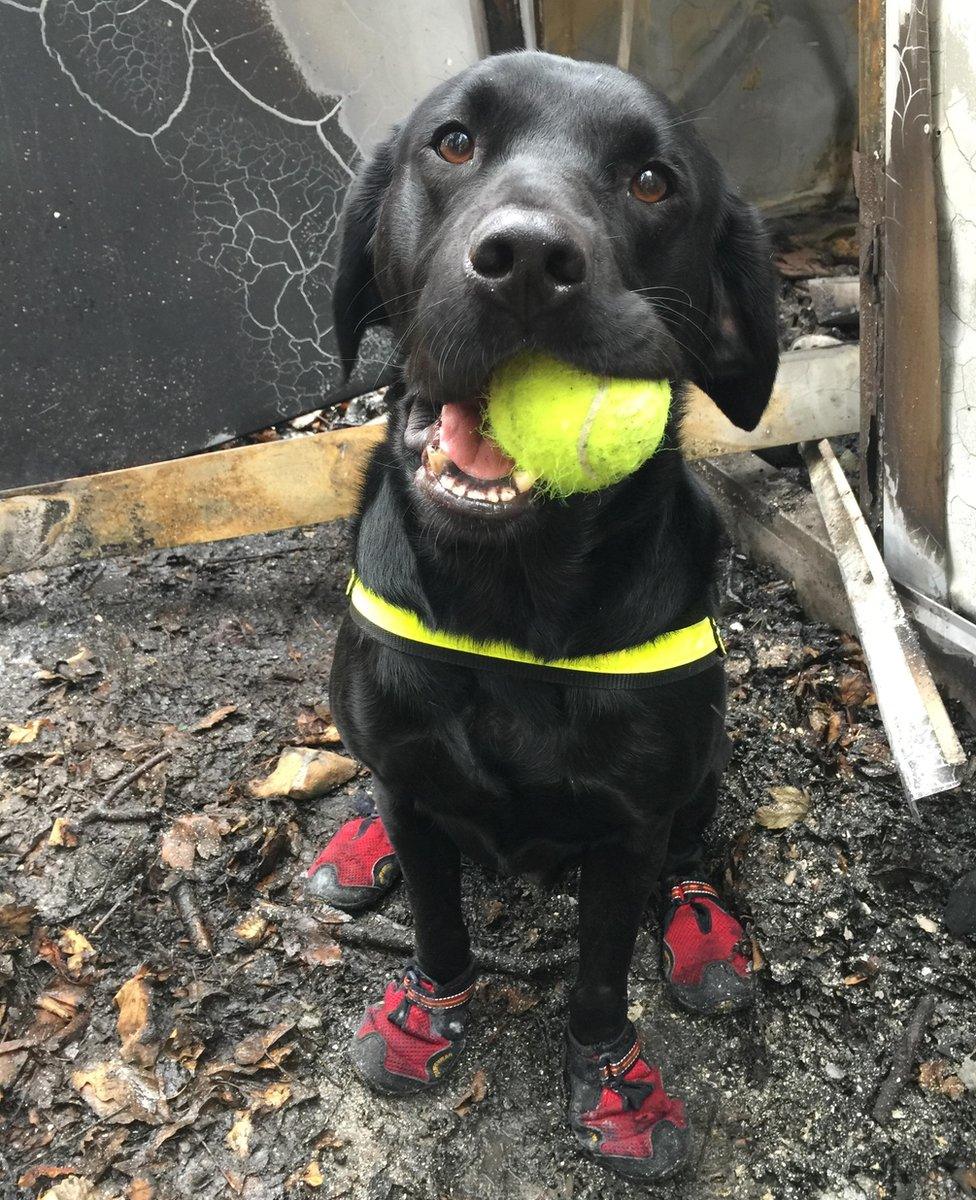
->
[[332, 130, 399, 376], [692, 193, 779, 431]]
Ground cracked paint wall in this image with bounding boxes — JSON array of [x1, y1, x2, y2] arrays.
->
[[932, 3, 976, 621], [0, 0, 483, 489]]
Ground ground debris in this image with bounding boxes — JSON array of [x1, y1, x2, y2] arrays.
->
[[249, 746, 358, 799], [1, 526, 973, 1200], [72, 1059, 171, 1125], [754, 785, 811, 829]]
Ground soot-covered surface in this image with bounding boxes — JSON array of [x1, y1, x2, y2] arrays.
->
[[0, 525, 974, 1200]]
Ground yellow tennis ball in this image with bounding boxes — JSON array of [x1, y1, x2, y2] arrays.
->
[[485, 353, 672, 497]]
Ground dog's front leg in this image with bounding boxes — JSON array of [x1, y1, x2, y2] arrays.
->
[[372, 781, 470, 983], [570, 831, 671, 1044], [348, 781, 477, 1095], [564, 824, 692, 1180]]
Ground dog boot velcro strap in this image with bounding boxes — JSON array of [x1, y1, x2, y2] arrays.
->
[[566, 1023, 690, 1181], [662, 880, 754, 1015], [306, 815, 401, 913], [349, 961, 477, 1095]]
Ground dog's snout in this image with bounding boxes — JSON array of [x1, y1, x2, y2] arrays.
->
[[467, 210, 588, 315]]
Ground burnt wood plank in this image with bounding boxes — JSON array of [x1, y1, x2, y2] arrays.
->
[[883, 0, 948, 597], [0, 349, 858, 577], [858, 0, 886, 530]]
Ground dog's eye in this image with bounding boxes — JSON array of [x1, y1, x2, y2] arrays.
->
[[436, 126, 474, 164], [631, 165, 669, 204]]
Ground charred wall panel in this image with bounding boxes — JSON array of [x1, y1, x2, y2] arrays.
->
[[0, 0, 484, 490]]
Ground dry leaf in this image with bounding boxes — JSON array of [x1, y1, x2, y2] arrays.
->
[[232, 1022, 294, 1067], [955, 1167, 976, 1192], [130, 1180, 154, 1200], [115, 967, 159, 1067], [72, 1059, 169, 1125], [226, 1110, 253, 1157], [453, 1068, 488, 1116], [165, 1023, 205, 1074], [38, 1179, 105, 1200], [234, 913, 272, 944], [251, 1081, 291, 1111], [7, 717, 50, 744], [918, 1060, 966, 1100], [494, 985, 538, 1015], [755, 786, 811, 830], [60, 929, 95, 975], [249, 748, 357, 800], [189, 704, 238, 732], [288, 1161, 324, 1188], [0, 902, 36, 937], [19, 1165, 84, 1190], [160, 813, 229, 870], [837, 671, 874, 708], [49, 818, 78, 849], [37, 979, 88, 1024], [915, 914, 939, 935]]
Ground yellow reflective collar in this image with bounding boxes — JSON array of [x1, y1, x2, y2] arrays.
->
[[348, 574, 724, 690]]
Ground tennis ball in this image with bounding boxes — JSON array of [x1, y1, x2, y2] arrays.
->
[[485, 353, 671, 497]]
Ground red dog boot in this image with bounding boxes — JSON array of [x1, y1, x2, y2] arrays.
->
[[305, 814, 401, 913], [349, 961, 477, 1095], [566, 1024, 690, 1181], [662, 879, 754, 1015]]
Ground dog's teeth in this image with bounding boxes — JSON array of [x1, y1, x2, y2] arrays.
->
[[467, 487, 486, 501], [450, 480, 468, 497], [425, 445, 449, 474], [512, 469, 538, 493], [439, 473, 455, 492], [499, 486, 517, 502], [486, 486, 500, 503]]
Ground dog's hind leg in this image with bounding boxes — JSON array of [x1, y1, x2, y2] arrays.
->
[[659, 746, 756, 1016]]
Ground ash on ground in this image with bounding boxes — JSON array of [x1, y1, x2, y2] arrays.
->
[[1, 522, 973, 1200]]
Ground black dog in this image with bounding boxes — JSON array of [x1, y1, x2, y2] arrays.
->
[[327, 51, 777, 1181]]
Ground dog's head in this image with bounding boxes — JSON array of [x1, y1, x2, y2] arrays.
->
[[334, 52, 777, 537]]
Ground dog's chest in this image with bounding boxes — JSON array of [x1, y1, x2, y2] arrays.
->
[[332, 624, 724, 867]]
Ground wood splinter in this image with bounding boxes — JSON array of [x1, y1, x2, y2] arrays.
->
[[172, 879, 214, 956], [872, 994, 937, 1124]]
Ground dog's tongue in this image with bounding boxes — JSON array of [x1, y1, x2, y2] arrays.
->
[[439, 400, 515, 480]]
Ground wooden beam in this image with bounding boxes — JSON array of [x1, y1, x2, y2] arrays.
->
[[0, 423, 385, 578], [482, 0, 526, 53], [680, 345, 858, 460], [0, 347, 857, 578], [802, 438, 964, 802], [882, 0, 948, 599], [694, 452, 854, 636], [857, 0, 886, 530]]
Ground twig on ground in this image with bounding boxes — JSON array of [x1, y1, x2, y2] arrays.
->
[[172, 879, 214, 955], [81, 805, 158, 825], [89, 889, 130, 935], [80, 749, 171, 824], [331, 913, 575, 979], [872, 994, 937, 1124]]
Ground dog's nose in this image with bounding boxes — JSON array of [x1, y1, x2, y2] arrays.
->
[[467, 210, 588, 315]]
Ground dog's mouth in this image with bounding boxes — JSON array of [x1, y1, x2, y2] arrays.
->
[[406, 397, 537, 520]]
